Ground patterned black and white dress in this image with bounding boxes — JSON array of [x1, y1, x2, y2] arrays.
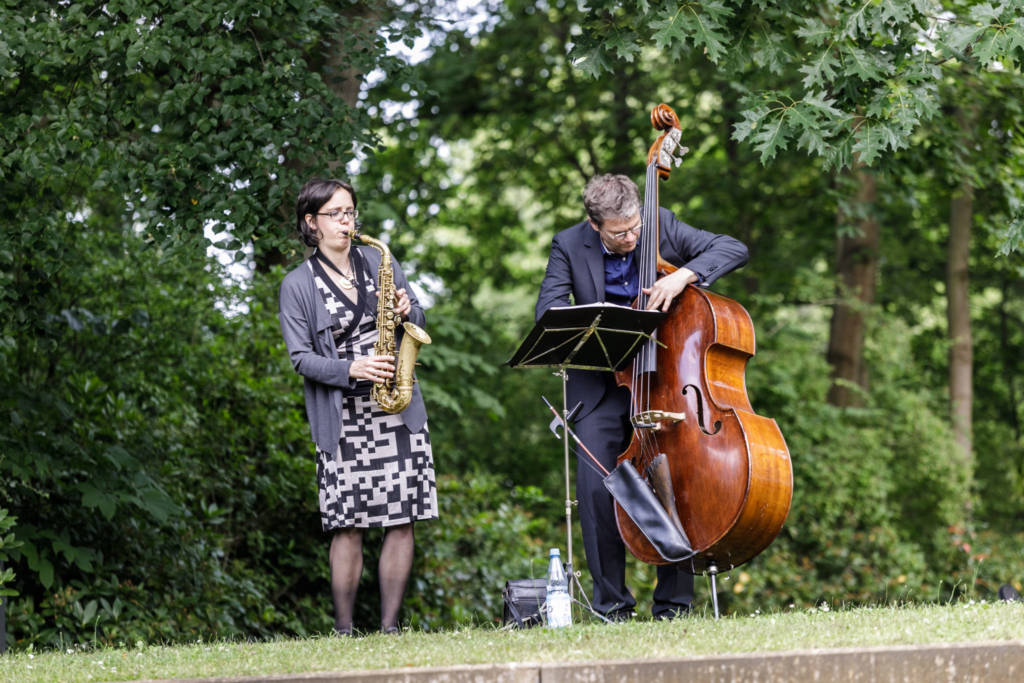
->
[[309, 250, 438, 531]]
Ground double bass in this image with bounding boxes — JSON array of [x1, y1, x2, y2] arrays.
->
[[613, 105, 793, 575]]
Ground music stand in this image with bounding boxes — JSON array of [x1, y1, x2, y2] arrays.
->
[[507, 303, 666, 613]]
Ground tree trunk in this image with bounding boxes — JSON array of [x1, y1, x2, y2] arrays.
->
[[322, 4, 376, 110], [826, 165, 880, 407], [948, 180, 974, 462]]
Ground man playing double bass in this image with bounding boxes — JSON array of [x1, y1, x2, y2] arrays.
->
[[534, 173, 749, 621]]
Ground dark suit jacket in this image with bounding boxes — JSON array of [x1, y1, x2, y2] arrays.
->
[[534, 207, 748, 421]]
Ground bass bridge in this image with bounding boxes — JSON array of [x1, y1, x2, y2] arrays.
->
[[631, 410, 686, 430]]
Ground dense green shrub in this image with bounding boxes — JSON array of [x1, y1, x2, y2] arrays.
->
[[3, 472, 549, 648], [715, 307, 976, 615], [0, 508, 18, 600], [0, 236, 315, 648]]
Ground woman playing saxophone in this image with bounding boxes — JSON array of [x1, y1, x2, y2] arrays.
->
[[278, 177, 438, 636]]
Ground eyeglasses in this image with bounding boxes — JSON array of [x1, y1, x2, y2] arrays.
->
[[317, 209, 359, 222], [606, 222, 642, 241]]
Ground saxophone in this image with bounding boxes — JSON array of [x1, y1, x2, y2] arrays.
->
[[352, 228, 432, 413]]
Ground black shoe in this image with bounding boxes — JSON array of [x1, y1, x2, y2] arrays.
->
[[381, 626, 400, 634], [333, 627, 353, 637], [998, 584, 1023, 602], [653, 605, 690, 621], [604, 608, 636, 623]]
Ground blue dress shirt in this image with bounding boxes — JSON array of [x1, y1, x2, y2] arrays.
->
[[601, 240, 639, 306]]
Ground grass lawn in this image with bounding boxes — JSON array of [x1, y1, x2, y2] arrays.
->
[[2, 601, 1022, 682]]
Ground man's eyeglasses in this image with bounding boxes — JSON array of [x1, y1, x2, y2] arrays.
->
[[607, 223, 642, 241], [317, 209, 359, 222]]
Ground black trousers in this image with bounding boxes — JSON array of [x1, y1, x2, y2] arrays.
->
[[573, 380, 694, 617]]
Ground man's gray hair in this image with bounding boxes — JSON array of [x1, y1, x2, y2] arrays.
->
[[583, 174, 641, 226]]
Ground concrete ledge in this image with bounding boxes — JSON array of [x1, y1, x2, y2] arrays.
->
[[161, 640, 1024, 682], [543, 641, 1024, 681]]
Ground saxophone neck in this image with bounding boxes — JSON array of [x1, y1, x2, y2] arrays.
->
[[353, 229, 390, 260]]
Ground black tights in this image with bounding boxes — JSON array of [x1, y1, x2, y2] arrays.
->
[[329, 523, 414, 634]]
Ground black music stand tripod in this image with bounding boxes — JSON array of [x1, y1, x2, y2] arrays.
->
[[507, 303, 666, 619]]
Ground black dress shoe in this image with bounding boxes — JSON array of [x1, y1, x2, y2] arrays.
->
[[604, 608, 636, 623], [998, 584, 1023, 602], [653, 605, 690, 621]]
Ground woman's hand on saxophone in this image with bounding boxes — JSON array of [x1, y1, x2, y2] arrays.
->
[[394, 288, 412, 319], [350, 355, 396, 383]]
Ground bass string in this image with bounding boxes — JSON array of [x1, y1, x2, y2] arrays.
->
[[630, 163, 652, 423], [636, 160, 661, 467]]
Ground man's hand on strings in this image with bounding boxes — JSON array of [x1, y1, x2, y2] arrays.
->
[[643, 268, 699, 312]]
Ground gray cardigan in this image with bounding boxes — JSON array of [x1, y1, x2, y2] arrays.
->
[[279, 246, 428, 454]]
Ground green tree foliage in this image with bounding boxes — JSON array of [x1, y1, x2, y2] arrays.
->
[[572, 1, 1024, 171], [355, 0, 837, 486], [0, 1, 391, 257], [3, 211, 320, 644], [2, 0, 1024, 650], [360, 0, 1020, 616], [0, 0, 546, 649], [0, 508, 19, 598]]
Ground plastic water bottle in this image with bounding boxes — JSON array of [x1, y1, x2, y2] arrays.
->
[[545, 548, 572, 628]]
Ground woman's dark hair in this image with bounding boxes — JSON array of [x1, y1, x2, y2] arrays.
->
[[294, 177, 358, 247]]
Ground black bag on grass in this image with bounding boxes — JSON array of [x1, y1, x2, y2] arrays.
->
[[502, 578, 546, 628]]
